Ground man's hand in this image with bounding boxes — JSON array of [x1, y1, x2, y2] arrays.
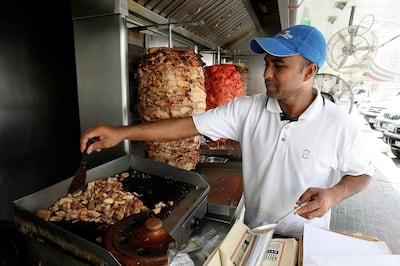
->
[[294, 187, 339, 219], [80, 124, 126, 154], [295, 174, 371, 219]]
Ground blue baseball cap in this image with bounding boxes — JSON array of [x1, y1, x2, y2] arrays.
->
[[250, 24, 327, 68]]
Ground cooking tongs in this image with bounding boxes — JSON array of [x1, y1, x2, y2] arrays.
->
[[67, 137, 98, 194]]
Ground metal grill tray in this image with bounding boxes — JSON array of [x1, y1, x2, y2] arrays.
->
[[14, 154, 209, 265]]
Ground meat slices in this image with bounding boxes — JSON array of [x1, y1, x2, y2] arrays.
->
[[204, 64, 246, 110], [204, 64, 246, 144], [137, 48, 206, 170]]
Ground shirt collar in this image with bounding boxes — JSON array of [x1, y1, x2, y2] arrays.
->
[[265, 88, 324, 121]]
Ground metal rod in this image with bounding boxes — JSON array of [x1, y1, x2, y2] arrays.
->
[[129, 19, 204, 31], [217, 46, 221, 64], [348, 6, 356, 27], [169, 23, 173, 48]]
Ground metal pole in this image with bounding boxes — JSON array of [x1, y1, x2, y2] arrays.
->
[[168, 23, 173, 48], [217, 46, 221, 64]]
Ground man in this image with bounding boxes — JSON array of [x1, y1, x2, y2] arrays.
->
[[80, 24, 374, 238]]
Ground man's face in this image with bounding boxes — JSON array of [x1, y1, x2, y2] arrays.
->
[[263, 54, 313, 100]]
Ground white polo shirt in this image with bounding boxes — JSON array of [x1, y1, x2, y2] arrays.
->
[[192, 91, 374, 238]]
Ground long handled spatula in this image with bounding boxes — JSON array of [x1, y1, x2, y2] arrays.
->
[[67, 137, 98, 194]]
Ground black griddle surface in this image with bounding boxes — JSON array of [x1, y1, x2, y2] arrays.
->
[[123, 169, 193, 219]]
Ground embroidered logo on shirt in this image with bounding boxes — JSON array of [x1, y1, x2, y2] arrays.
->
[[301, 149, 310, 159]]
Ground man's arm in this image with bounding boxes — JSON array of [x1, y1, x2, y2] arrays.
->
[[80, 117, 199, 154], [295, 174, 371, 219]]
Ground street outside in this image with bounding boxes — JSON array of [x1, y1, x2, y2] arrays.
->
[[370, 128, 400, 170], [355, 107, 400, 187], [330, 106, 400, 254]]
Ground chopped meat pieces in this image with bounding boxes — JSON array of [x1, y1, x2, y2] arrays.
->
[[152, 201, 167, 215], [36, 175, 149, 225]]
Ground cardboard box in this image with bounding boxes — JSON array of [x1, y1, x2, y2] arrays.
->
[[263, 238, 298, 266], [298, 224, 399, 266]]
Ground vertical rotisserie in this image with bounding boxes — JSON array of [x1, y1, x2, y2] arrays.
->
[[137, 48, 207, 170]]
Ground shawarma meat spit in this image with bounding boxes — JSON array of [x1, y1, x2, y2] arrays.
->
[[137, 48, 207, 170]]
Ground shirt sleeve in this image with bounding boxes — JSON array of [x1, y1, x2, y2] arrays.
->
[[338, 117, 376, 177], [192, 96, 253, 141]]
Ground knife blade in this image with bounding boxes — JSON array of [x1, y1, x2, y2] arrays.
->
[[67, 137, 98, 194]]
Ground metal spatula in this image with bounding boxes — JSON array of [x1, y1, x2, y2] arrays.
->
[[248, 200, 311, 235], [67, 137, 98, 194]]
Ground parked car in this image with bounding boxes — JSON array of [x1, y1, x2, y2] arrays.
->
[[352, 87, 370, 106], [357, 97, 371, 115], [361, 91, 400, 128], [383, 121, 400, 157], [374, 106, 400, 133]]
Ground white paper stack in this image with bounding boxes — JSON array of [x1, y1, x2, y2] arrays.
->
[[302, 224, 400, 266]]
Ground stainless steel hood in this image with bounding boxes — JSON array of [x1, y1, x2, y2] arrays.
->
[[127, 0, 289, 52]]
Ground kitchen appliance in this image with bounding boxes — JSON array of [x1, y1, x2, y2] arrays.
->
[[14, 154, 209, 265]]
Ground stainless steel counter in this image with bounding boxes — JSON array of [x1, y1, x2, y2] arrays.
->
[[181, 154, 245, 265], [196, 155, 243, 223]]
